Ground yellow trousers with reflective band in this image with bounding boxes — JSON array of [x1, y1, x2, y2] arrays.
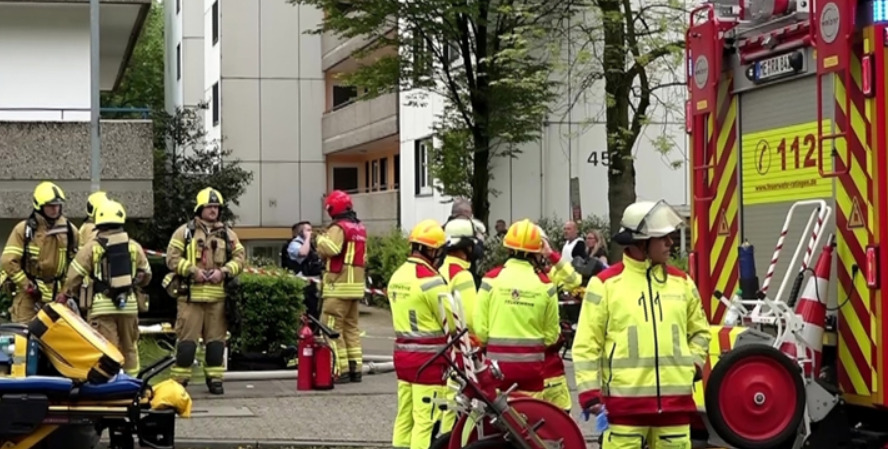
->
[[392, 381, 447, 449], [321, 297, 362, 375], [541, 375, 571, 412], [440, 378, 460, 432], [602, 424, 691, 449]]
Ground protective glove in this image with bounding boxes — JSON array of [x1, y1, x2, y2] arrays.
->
[[693, 364, 703, 382]]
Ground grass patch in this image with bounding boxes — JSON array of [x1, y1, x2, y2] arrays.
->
[[137, 334, 206, 385]]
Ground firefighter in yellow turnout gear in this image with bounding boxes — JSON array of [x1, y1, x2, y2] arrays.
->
[[389, 219, 455, 449], [79, 191, 109, 246], [475, 219, 560, 397], [1, 181, 79, 323], [165, 187, 245, 394], [572, 200, 710, 449], [59, 200, 152, 375], [438, 217, 482, 431]]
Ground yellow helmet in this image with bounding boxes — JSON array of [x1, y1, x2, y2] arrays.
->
[[95, 200, 127, 226], [408, 219, 447, 249], [86, 191, 109, 218], [503, 219, 543, 253], [194, 187, 224, 213], [33, 181, 66, 211]]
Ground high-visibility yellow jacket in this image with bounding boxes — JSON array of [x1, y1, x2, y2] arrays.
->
[[572, 254, 710, 426], [165, 218, 245, 302], [388, 256, 455, 385], [440, 255, 477, 334], [1, 215, 79, 303], [540, 251, 580, 379], [475, 258, 560, 392], [62, 230, 152, 316]]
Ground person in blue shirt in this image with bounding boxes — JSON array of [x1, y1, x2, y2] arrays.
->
[[287, 221, 313, 268], [283, 221, 322, 322]]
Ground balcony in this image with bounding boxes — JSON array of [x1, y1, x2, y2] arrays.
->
[[322, 23, 396, 72], [322, 92, 398, 155], [0, 113, 154, 219], [348, 190, 399, 234]]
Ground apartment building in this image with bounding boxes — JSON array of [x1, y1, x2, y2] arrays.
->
[[0, 0, 155, 239], [165, 0, 328, 258], [321, 25, 401, 234]]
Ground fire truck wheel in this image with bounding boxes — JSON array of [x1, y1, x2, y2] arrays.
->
[[705, 343, 805, 449]]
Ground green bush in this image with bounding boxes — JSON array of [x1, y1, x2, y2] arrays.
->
[[226, 267, 306, 355], [364, 228, 410, 308]]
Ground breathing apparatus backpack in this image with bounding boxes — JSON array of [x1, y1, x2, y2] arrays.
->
[[19, 216, 77, 297], [89, 232, 135, 310]]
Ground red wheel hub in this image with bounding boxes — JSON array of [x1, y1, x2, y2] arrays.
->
[[717, 354, 799, 441]]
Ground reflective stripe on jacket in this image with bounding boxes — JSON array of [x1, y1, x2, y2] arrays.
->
[[317, 222, 366, 299], [165, 219, 245, 302], [475, 258, 560, 391], [572, 254, 711, 425], [1, 216, 78, 303], [441, 255, 477, 334], [63, 230, 153, 316], [388, 256, 455, 385]]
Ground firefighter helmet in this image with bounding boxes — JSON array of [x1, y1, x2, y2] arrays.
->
[[613, 200, 683, 245], [444, 218, 477, 249], [408, 219, 447, 249], [95, 200, 127, 226], [33, 181, 66, 211], [194, 187, 224, 213], [86, 191, 109, 218], [324, 190, 353, 217], [503, 219, 543, 254]]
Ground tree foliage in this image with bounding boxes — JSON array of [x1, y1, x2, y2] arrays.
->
[[288, 0, 584, 224], [125, 106, 254, 251], [101, 0, 165, 112], [573, 0, 687, 259]]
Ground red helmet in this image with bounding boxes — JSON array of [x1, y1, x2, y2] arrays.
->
[[325, 190, 353, 216]]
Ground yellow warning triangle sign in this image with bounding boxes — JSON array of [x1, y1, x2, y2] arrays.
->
[[717, 209, 730, 236], [847, 197, 865, 229]]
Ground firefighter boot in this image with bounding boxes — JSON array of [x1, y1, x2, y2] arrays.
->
[[349, 360, 362, 383], [335, 372, 351, 384], [206, 377, 224, 395]]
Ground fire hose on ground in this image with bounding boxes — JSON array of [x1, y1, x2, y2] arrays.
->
[[223, 360, 395, 381]]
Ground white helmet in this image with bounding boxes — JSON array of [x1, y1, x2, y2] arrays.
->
[[613, 200, 683, 245], [444, 218, 477, 248]]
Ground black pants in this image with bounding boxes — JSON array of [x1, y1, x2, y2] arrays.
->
[[303, 283, 320, 321]]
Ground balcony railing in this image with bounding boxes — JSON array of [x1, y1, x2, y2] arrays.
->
[[322, 92, 398, 154]]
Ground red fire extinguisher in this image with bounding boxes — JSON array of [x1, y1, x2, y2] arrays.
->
[[296, 321, 314, 391], [312, 339, 335, 390]]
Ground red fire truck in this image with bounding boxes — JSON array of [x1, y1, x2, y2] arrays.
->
[[687, 0, 888, 447]]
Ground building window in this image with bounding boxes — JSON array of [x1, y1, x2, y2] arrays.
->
[[212, 1, 219, 45], [176, 43, 181, 81], [414, 138, 432, 196], [332, 85, 358, 110], [370, 160, 380, 191], [212, 82, 220, 126], [411, 30, 433, 83], [379, 157, 388, 191], [332, 167, 359, 192], [394, 154, 400, 189]]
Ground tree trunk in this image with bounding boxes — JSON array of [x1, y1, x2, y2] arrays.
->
[[601, 0, 638, 262], [471, 140, 491, 226]]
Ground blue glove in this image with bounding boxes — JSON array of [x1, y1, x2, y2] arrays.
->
[[595, 406, 609, 432]]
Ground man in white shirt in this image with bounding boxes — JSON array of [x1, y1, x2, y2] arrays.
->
[[561, 220, 587, 261]]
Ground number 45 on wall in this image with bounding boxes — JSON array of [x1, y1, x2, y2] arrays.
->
[[587, 151, 610, 166]]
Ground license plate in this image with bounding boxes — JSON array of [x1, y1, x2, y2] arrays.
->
[[756, 53, 795, 80]]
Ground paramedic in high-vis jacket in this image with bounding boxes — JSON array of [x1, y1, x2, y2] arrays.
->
[[165, 187, 245, 394], [475, 219, 560, 398], [572, 200, 710, 449], [1, 181, 79, 323], [59, 200, 152, 376]]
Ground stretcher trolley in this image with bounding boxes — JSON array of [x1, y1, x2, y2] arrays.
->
[[0, 355, 178, 449], [687, 0, 888, 446]]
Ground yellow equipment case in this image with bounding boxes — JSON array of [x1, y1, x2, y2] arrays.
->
[[27, 303, 124, 383]]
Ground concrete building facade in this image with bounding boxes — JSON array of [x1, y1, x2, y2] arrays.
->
[[164, 0, 327, 259], [0, 0, 155, 238]]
